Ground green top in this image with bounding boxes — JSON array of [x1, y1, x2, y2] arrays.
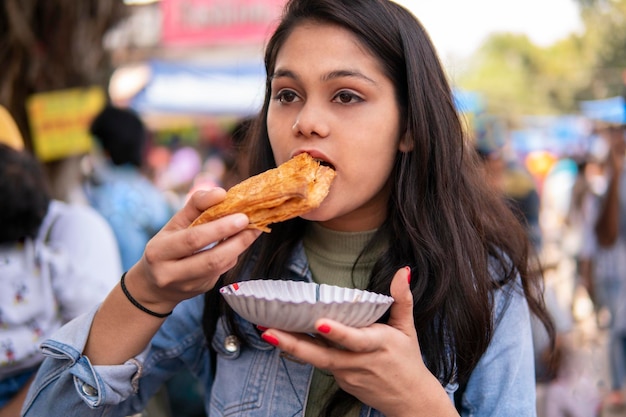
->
[[303, 222, 387, 417]]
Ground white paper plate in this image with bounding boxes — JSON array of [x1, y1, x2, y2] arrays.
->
[[220, 280, 394, 333]]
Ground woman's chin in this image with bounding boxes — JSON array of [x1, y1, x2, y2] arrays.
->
[[300, 209, 328, 223]]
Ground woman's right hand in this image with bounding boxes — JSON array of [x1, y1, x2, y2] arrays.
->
[[85, 188, 261, 365], [125, 188, 263, 315]]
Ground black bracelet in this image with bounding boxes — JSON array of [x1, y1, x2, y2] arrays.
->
[[120, 272, 173, 318]]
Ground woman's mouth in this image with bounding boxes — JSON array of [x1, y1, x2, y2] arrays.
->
[[315, 158, 335, 171]]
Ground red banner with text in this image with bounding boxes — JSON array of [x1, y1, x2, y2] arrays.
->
[[161, 0, 286, 46]]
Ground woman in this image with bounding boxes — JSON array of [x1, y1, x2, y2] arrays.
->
[[22, 1, 553, 416]]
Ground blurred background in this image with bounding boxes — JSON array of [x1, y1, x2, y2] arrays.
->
[[2, 0, 626, 416], [0, 0, 620, 203]]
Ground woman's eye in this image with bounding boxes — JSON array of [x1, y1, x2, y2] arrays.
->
[[333, 91, 362, 104], [276, 90, 299, 103]]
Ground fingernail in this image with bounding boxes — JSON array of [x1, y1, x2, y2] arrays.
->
[[261, 333, 279, 346], [317, 324, 331, 334], [405, 266, 412, 284], [256, 325, 268, 331]]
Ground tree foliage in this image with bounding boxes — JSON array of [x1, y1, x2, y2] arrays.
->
[[0, 0, 127, 149], [577, 0, 626, 98], [455, 0, 626, 120]]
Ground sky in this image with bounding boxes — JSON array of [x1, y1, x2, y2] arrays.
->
[[393, 0, 584, 63]]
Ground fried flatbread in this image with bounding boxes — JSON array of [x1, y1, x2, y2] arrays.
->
[[190, 153, 336, 232]]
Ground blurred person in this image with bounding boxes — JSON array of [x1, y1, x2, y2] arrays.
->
[[86, 105, 188, 416], [85, 105, 174, 272], [540, 341, 601, 417], [472, 126, 579, 414], [540, 157, 580, 316], [184, 152, 225, 204], [0, 111, 121, 416], [565, 155, 606, 308], [144, 145, 171, 186], [475, 139, 542, 252], [475, 144, 571, 377], [590, 122, 626, 410], [156, 144, 203, 204], [473, 114, 542, 251]]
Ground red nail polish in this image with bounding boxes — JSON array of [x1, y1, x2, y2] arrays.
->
[[257, 325, 268, 331], [261, 333, 279, 346], [318, 324, 331, 334], [405, 266, 412, 284]]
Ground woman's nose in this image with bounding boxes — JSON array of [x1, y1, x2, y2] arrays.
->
[[291, 104, 330, 138]]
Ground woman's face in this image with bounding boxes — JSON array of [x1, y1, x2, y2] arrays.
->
[[267, 22, 407, 232]]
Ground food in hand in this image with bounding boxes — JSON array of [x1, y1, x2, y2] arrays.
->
[[190, 153, 336, 232]]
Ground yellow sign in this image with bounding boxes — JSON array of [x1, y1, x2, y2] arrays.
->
[[27, 87, 106, 161]]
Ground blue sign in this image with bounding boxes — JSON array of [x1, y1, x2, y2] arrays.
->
[[130, 60, 266, 116], [580, 96, 626, 125]]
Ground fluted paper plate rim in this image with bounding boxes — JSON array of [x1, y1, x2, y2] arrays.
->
[[220, 280, 394, 333]]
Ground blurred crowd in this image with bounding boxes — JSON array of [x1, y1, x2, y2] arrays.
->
[[474, 108, 626, 417], [0, 104, 251, 417]]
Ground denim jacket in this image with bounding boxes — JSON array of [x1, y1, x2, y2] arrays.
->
[[22, 243, 537, 417]]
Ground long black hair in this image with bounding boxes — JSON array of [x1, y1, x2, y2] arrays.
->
[[0, 143, 51, 243], [203, 0, 554, 414]]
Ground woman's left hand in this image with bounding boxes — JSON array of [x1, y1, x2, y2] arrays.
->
[[259, 267, 458, 417]]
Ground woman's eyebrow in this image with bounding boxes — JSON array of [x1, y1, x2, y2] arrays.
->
[[322, 70, 377, 85], [271, 69, 298, 82], [271, 68, 377, 85]]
